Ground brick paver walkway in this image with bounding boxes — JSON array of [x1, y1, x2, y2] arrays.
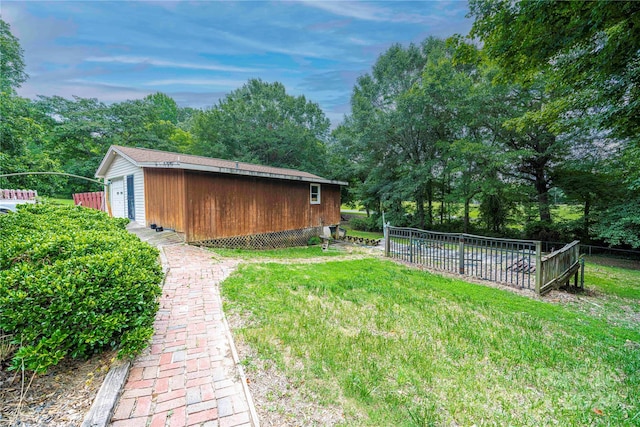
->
[[110, 243, 257, 427]]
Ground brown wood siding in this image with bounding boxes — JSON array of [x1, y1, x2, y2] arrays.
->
[[184, 171, 341, 242], [143, 169, 187, 233]]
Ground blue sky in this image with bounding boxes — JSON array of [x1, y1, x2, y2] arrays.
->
[[3, 1, 472, 126]]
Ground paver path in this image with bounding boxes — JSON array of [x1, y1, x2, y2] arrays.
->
[[110, 239, 258, 427]]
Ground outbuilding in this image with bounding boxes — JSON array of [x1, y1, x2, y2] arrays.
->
[[95, 145, 346, 248]]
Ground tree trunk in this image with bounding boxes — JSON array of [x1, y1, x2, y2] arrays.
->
[[416, 190, 425, 229], [427, 182, 433, 227], [440, 179, 445, 225], [464, 198, 470, 234], [583, 196, 591, 236], [535, 169, 552, 222]]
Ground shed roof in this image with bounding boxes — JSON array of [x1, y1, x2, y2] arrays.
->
[[95, 145, 347, 185]]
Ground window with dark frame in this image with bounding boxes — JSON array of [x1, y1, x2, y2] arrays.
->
[[310, 183, 321, 204]]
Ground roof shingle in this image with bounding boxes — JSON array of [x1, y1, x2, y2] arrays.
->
[[96, 145, 347, 186]]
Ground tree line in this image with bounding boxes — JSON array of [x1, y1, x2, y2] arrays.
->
[[330, 1, 639, 249], [1, 1, 639, 249], [1, 19, 331, 197]]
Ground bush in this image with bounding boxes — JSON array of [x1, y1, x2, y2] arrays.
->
[[0, 204, 163, 373], [307, 236, 322, 246], [350, 216, 381, 232]]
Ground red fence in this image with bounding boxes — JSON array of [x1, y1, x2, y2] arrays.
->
[[0, 189, 38, 200], [73, 191, 105, 211]]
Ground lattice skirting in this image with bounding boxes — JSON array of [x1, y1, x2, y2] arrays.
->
[[192, 227, 322, 249]]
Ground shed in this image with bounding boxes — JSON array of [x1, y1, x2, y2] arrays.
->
[[95, 145, 347, 248]]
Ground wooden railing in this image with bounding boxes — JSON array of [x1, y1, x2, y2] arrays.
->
[[386, 226, 584, 296], [73, 191, 105, 211], [537, 240, 582, 295], [386, 226, 539, 290], [0, 189, 38, 200]]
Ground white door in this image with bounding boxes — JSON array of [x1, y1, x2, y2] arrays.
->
[[111, 178, 125, 218]]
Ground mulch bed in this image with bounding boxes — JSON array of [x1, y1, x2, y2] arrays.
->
[[0, 350, 116, 427]]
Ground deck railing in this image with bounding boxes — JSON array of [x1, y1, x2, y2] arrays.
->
[[0, 189, 38, 200], [538, 240, 582, 295], [385, 226, 583, 295]]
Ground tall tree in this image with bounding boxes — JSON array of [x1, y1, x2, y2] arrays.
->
[[0, 19, 27, 93], [191, 79, 330, 175], [0, 19, 64, 194], [468, 0, 640, 142]]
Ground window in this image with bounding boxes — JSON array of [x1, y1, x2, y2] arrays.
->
[[310, 184, 321, 204]]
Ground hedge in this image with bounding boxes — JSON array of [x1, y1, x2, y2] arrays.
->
[[0, 204, 163, 373]]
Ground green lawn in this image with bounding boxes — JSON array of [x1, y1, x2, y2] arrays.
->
[[340, 223, 384, 240], [212, 245, 348, 260], [42, 197, 75, 206], [584, 262, 640, 300], [222, 257, 640, 426]]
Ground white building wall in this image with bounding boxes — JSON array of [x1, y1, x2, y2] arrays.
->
[[105, 155, 146, 225]]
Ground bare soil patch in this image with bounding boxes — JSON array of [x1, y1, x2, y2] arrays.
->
[[0, 350, 116, 427]]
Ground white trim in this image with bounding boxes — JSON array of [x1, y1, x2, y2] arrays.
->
[[310, 183, 321, 205]]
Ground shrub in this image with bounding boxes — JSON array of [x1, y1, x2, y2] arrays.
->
[[350, 216, 381, 232], [0, 204, 163, 373], [307, 236, 322, 246]]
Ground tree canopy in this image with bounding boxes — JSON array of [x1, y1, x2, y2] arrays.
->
[[468, 0, 640, 142], [191, 79, 330, 176], [1, 14, 639, 248]]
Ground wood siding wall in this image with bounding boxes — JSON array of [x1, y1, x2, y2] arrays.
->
[[143, 169, 187, 232], [185, 171, 340, 242]]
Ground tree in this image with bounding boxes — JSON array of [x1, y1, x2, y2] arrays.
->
[[0, 20, 64, 194], [191, 79, 330, 175], [34, 96, 112, 194], [468, 0, 640, 142], [0, 19, 27, 93]]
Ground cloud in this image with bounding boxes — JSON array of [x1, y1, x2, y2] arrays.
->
[[143, 78, 247, 87], [298, 0, 445, 24], [85, 56, 260, 73], [211, 29, 343, 60], [300, 69, 363, 92], [5, 0, 474, 128]]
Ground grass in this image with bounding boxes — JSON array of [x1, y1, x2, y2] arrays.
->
[[211, 245, 349, 260], [583, 262, 640, 300], [340, 224, 384, 240], [552, 204, 583, 221], [42, 197, 74, 206], [222, 258, 640, 426]]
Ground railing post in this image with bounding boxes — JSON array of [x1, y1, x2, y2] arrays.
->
[[384, 223, 390, 257], [459, 235, 465, 274], [409, 229, 413, 263], [535, 241, 542, 295]]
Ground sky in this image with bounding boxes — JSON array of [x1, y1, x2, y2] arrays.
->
[[3, 1, 473, 126]]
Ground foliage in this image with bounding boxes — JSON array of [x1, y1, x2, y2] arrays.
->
[[191, 79, 330, 176], [0, 21, 65, 195], [222, 258, 639, 425], [0, 19, 27, 93], [592, 196, 640, 249], [349, 216, 381, 233], [468, 0, 640, 141], [307, 236, 322, 246], [0, 204, 163, 373]]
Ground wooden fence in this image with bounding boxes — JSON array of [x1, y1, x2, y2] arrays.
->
[[0, 189, 38, 200], [538, 240, 582, 295], [385, 226, 583, 295], [73, 191, 105, 211]]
